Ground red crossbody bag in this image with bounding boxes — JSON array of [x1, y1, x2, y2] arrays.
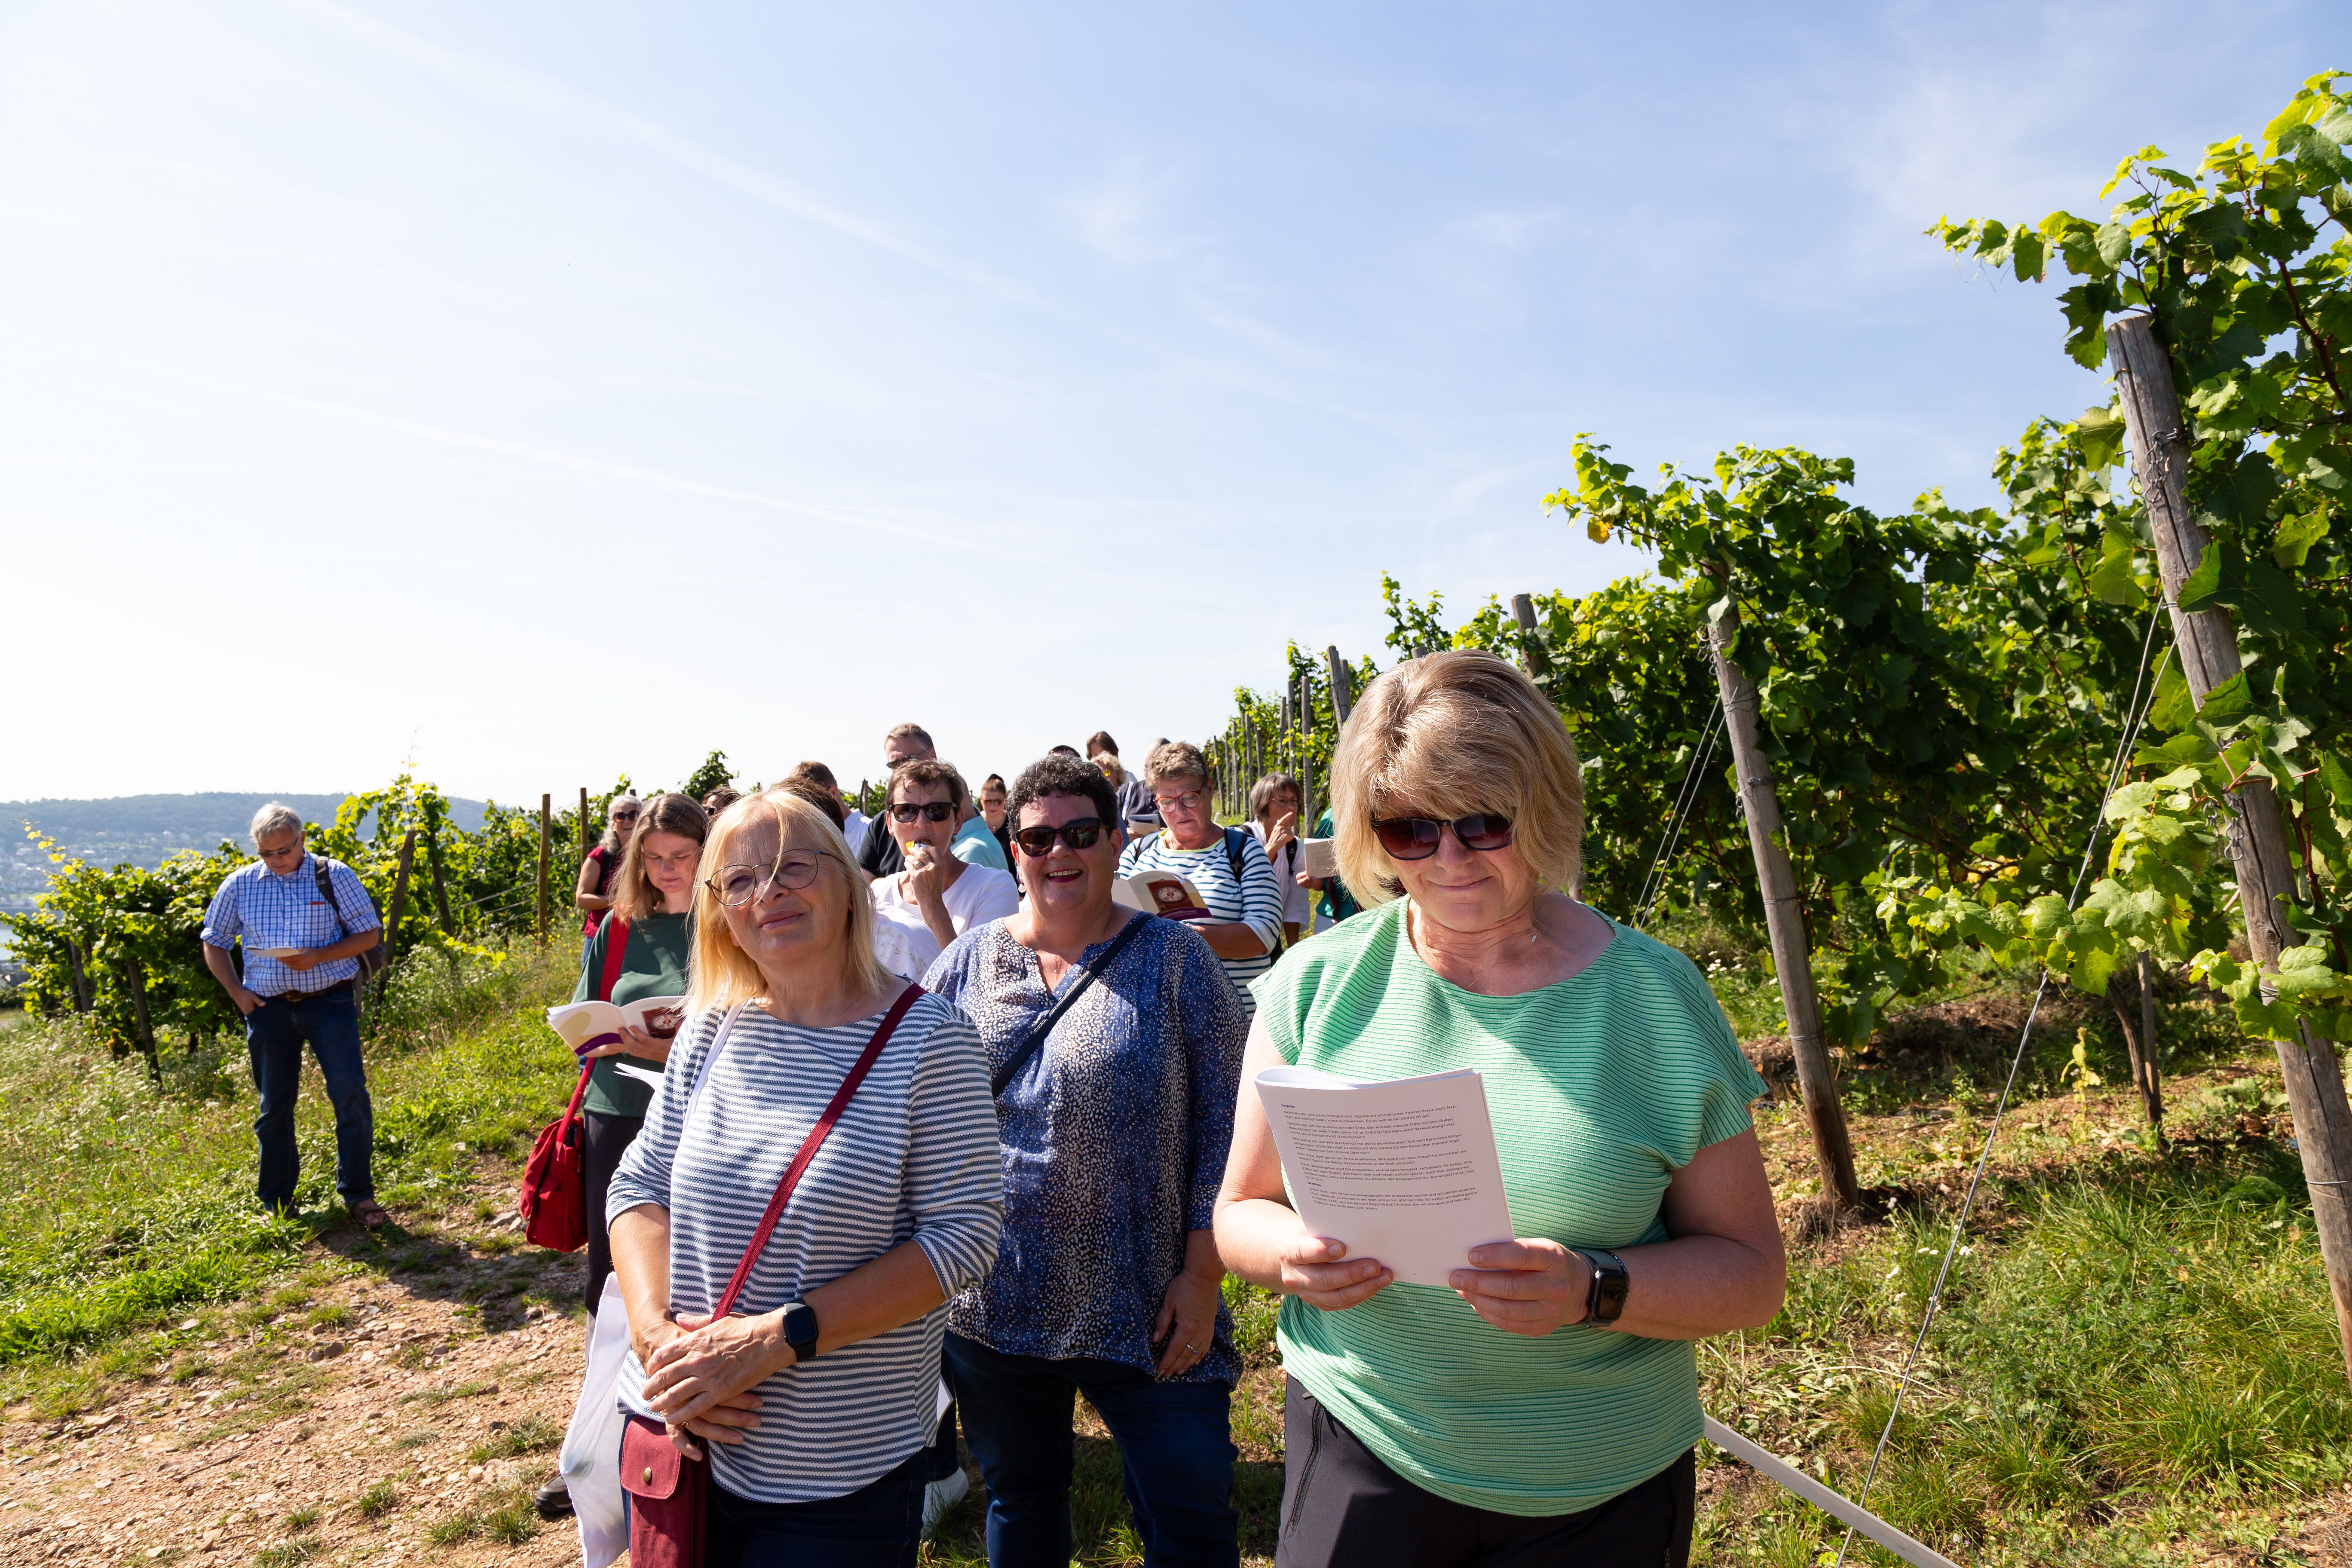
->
[[619, 985, 925, 1568], [520, 919, 632, 1252]]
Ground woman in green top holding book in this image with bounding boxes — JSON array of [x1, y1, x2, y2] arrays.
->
[[1215, 652, 1785, 1568], [534, 791, 706, 1527]]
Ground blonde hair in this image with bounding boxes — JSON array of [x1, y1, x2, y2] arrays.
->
[[611, 793, 710, 922], [1141, 739, 1213, 793], [1095, 753, 1128, 787], [1329, 651, 1584, 908], [684, 789, 890, 1015]]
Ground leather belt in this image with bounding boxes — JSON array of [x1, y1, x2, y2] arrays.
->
[[265, 978, 357, 1001]]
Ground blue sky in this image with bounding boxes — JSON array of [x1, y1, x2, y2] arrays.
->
[[4, 1, 2345, 804]]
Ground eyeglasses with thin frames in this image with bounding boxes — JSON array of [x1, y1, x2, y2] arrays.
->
[[1153, 788, 1207, 815], [707, 854, 824, 906]]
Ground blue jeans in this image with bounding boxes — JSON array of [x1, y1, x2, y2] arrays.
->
[[244, 986, 374, 1210], [705, 1444, 928, 1568], [946, 1332, 1238, 1568]]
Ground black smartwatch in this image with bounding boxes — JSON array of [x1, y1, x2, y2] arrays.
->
[[781, 1301, 820, 1363], [1571, 1250, 1629, 1326]]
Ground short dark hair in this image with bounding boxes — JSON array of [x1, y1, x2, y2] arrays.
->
[[788, 760, 839, 792], [886, 723, 934, 752], [776, 775, 845, 830], [1048, 744, 1081, 758], [1085, 731, 1118, 759], [890, 757, 967, 811], [1008, 754, 1119, 836]]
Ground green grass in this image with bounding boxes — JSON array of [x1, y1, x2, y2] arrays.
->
[[0, 941, 576, 1411], [1700, 1144, 2345, 1562], [466, 1414, 562, 1463], [353, 1477, 400, 1518]]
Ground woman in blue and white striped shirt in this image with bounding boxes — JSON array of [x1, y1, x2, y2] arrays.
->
[[606, 790, 1004, 1568]]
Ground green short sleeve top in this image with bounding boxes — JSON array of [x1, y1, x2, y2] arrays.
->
[[573, 911, 693, 1118], [1249, 897, 1767, 1517]]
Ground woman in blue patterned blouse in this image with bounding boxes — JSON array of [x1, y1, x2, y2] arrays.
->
[[924, 753, 1250, 1568]]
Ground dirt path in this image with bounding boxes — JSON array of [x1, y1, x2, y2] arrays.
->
[[0, 1207, 594, 1567]]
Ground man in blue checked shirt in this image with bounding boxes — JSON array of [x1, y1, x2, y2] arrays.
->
[[201, 802, 390, 1228]]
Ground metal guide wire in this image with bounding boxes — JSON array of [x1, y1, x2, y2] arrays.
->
[[1825, 599, 2171, 1567]]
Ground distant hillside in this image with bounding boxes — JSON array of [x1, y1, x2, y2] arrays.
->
[[2, 792, 489, 848], [2, 794, 493, 928]]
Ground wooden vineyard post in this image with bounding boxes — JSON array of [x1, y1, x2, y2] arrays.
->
[[2110, 312, 2352, 1381], [121, 954, 159, 1081], [381, 829, 416, 975], [1325, 646, 1354, 728], [1298, 677, 1318, 826], [536, 795, 552, 939], [425, 827, 453, 935], [64, 938, 92, 1013], [1707, 604, 1862, 1213], [1511, 594, 1553, 686]]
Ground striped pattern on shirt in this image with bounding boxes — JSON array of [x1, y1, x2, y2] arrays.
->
[[1118, 828, 1284, 1005], [1253, 899, 1768, 1517], [199, 854, 379, 996], [605, 994, 1004, 1504]]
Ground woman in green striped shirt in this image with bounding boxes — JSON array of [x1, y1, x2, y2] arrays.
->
[[1215, 651, 1785, 1568]]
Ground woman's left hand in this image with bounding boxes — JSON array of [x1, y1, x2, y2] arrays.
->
[[641, 1310, 792, 1439], [1448, 1240, 1586, 1336], [1151, 1268, 1222, 1378], [615, 1022, 672, 1064]]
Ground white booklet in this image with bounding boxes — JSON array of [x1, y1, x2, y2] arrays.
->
[[1254, 1063, 1516, 1288], [1111, 869, 1210, 920], [547, 995, 687, 1058], [1299, 838, 1337, 879]]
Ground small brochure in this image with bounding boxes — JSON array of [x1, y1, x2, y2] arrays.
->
[[1254, 1063, 1516, 1288], [1299, 837, 1337, 879], [547, 995, 687, 1058], [1111, 870, 1211, 920]]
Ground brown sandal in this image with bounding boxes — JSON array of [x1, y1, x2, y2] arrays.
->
[[349, 1199, 392, 1230]]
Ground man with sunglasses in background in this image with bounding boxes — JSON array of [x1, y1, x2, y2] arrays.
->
[[1119, 740, 1284, 1009], [867, 758, 1021, 982]]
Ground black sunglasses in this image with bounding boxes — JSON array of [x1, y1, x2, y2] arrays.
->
[[1371, 813, 1515, 861], [890, 802, 958, 823], [1013, 818, 1107, 856]]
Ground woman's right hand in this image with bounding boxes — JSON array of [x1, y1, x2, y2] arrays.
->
[[904, 845, 944, 907], [1278, 1234, 1392, 1311]]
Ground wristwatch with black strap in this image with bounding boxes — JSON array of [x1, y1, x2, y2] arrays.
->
[[1570, 1248, 1629, 1326], [780, 1300, 820, 1363]]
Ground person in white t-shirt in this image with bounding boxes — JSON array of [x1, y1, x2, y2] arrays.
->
[[869, 758, 1021, 980], [1243, 772, 1313, 945]]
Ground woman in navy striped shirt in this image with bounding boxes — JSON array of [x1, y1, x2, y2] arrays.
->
[[605, 790, 1005, 1568]]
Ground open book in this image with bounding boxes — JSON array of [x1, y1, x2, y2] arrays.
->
[[1111, 869, 1211, 920], [1255, 1063, 1516, 1288], [547, 995, 686, 1059]]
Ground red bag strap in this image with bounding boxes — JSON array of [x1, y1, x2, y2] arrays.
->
[[710, 984, 925, 1319], [597, 916, 631, 1002], [559, 1058, 595, 1122]]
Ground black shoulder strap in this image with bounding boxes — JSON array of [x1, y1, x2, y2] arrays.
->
[[1223, 825, 1251, 881], [991, 915, 1151, 1098], [311, 857, 349, 938]]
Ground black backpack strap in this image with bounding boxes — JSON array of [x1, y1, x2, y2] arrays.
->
[[991, 915, 1152, 1098], [1223, 825, 1252, 882], [312, 857, 349, 939]]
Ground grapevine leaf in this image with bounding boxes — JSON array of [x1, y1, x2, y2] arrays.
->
[[2074, 407, 2127, 471], [2274, 507, 2330, 569], [2176, 540, 2223, 612]]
